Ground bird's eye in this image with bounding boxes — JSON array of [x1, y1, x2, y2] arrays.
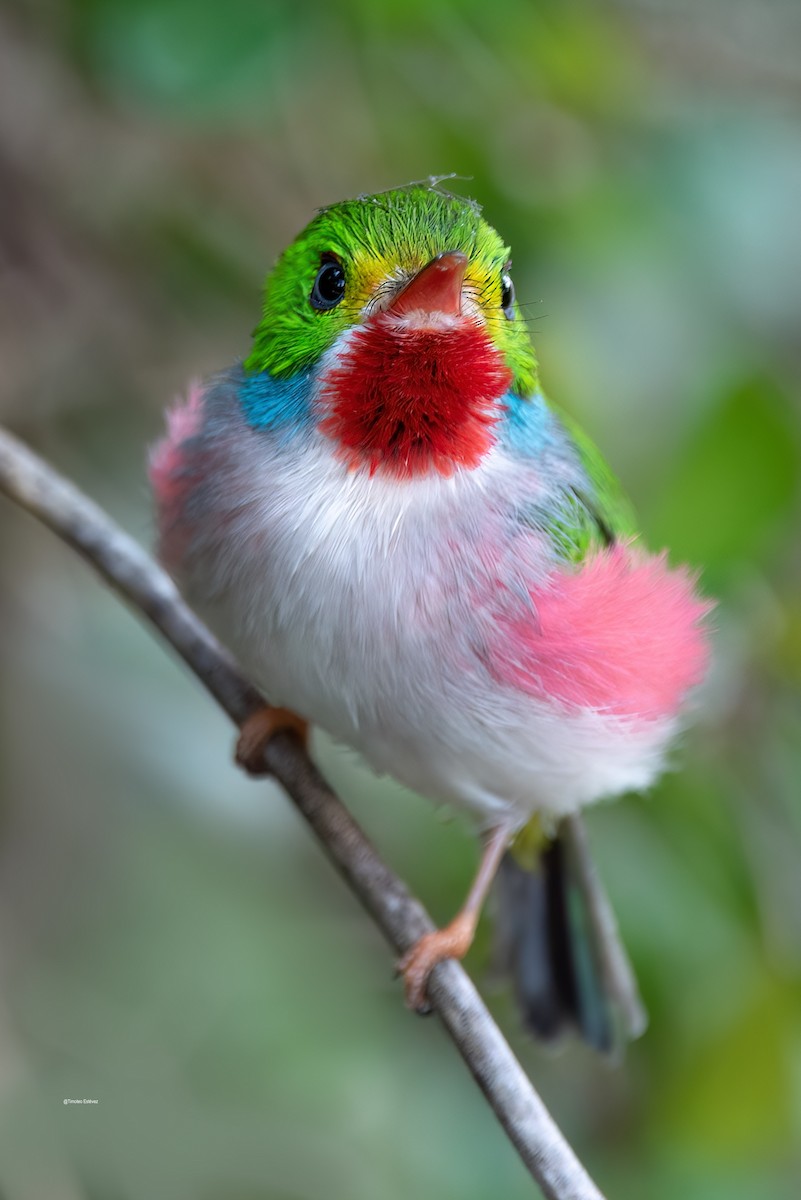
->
[[310, 257, 346, 310], [501, 270, 515, 320]]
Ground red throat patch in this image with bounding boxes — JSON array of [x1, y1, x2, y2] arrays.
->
[[319, 314, 513, 477]]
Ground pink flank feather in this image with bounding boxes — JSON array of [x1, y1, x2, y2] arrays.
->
[[149, 381, 206, 566], [149, 380, 205, 505], [491, 543, 712, 722]]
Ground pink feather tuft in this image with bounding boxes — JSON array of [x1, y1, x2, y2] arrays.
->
[[150, 380, 207, 567], [149, 380, 206, 505], [491, 544, 712, 722]]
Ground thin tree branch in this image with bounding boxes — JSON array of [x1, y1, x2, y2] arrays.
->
[[0, 425, 605, 1200]]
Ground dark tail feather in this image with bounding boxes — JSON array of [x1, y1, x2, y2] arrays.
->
[[494, 814, 647, 1056]]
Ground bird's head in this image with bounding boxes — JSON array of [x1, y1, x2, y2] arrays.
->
[[243, 184, 539, 478]]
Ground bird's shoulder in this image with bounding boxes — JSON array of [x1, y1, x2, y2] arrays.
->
[[501, 392, 638, 562]]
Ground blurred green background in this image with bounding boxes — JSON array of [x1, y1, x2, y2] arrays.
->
[[1, 1, 800, 1197]]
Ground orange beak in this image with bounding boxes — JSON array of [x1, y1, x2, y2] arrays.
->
[[387, 251, 468, 318]]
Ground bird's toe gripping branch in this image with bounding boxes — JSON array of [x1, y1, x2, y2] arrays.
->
[[236, 705, 310, 775], [397, 910, 479, 1013], [396, 822, 514, 1014]]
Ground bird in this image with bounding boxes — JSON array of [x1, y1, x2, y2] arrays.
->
[[151, 181, 711, 1054]]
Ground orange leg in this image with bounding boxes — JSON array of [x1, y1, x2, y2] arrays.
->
[[397, 823, 513, 1013], [235, 705, 309, 776]]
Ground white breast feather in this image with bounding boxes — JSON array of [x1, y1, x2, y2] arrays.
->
[[174, 380, 676, 828]]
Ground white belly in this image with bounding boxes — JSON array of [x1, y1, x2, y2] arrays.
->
[[180, 425, 673, 828]]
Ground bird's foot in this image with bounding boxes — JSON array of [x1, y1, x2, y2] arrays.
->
[[397, 910, 477, 1014], [235, 705, 309, 776]]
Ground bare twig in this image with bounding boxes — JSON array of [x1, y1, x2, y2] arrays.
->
[[0, 425, 605, 1200]]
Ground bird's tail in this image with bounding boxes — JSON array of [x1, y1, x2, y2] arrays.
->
[[493, 813, 647, 1056]]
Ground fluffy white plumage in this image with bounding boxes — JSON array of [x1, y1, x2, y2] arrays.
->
[[158, 370, 677, 831]]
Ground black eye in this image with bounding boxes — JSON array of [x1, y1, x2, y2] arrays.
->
[[501, 270, 515, 320], [310, 257, 346, 310]]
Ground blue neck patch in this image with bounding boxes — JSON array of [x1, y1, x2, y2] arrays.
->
[[499, 390, 554, 457], [238, 370, 553, 459], [239, 367, 315, 436]]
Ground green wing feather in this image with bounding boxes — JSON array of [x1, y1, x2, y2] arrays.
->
[[548, 401, 639, 561]]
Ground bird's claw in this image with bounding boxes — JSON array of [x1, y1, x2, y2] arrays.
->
[[396, 912, 476, 1015], [396, 938, 437, 1014], [235, 705, 309, 775]]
